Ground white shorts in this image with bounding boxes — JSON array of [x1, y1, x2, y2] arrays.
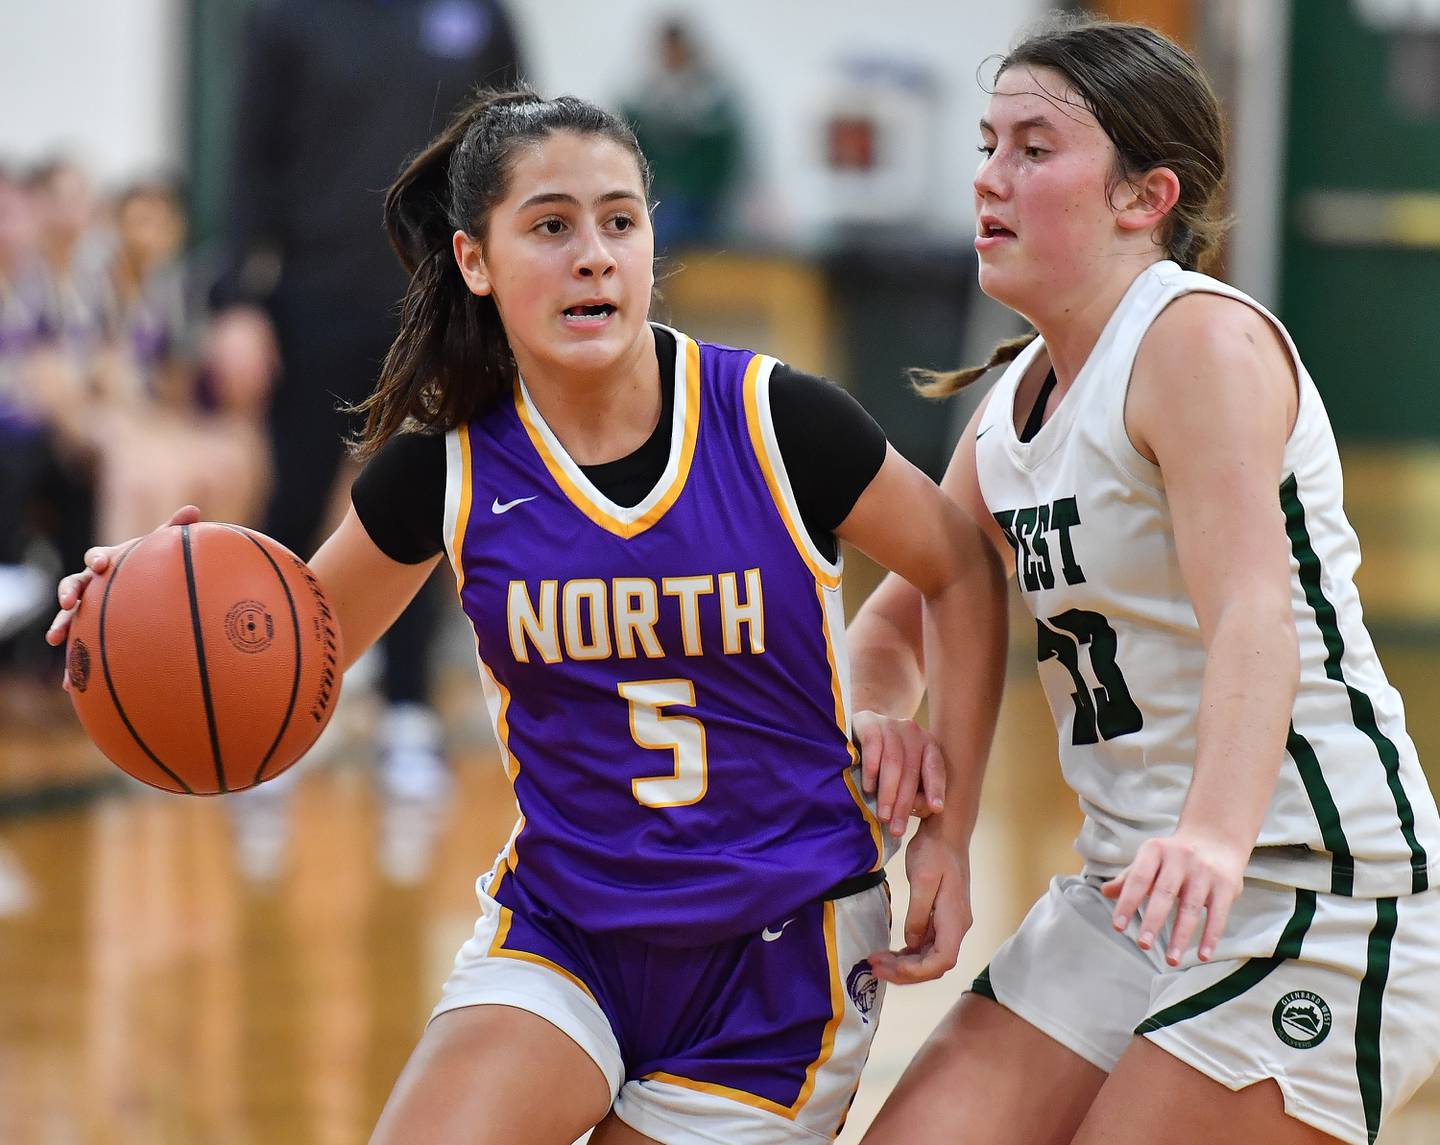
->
[[432, 864, 892, 1144], [973, 875, 1440, 1145]]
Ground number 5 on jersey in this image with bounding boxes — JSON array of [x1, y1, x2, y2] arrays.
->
[[619, 679, 709, 808]]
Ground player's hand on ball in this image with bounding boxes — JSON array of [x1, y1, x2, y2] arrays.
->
[[46, 505, 202, 666], [853, 709, 947, 837], [1102, 829, 1247, 966], [62, 519, 342, 793], [867, 819, 971, 984]]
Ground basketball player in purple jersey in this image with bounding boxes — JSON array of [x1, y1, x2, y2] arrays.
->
[[48, 90, 1005, 1144]]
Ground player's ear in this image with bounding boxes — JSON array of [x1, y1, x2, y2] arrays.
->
[[1114, 166, 1180, 235], [453, 230, 492, 297]]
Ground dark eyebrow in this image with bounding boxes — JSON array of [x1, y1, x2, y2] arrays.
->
[[517, 189, 645, 211], [978, 115, 1057, 134]]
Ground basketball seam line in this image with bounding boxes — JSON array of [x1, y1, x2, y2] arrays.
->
[[217, 524, 304, 787], [97, 540, 193, 793], [181, 525, 228, 794]]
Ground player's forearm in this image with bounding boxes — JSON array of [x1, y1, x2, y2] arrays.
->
[[849, 573, 927, 718], [1180, 600, 1299, 849], [308, 509, 441, 674], [921, 550, 1007, 849]]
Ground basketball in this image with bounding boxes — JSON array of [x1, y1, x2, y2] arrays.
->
[[65, 522, 343, 795]]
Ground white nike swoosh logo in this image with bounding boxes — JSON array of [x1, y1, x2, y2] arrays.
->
[[761, 918, 796, 942], [491, 495, 538, 515]]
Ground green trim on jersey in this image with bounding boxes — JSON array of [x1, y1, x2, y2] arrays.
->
[[970, 964, 997, 1002], [1345, 684, 1429, 893], [1286, 723, 1355, 895], [1281, 475, 1429, 893], [1135, 889, 1317, 1035], [1357, 897, 1398, 1144]]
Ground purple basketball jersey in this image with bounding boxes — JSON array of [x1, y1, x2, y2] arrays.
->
[[442, 325, 886, 945]]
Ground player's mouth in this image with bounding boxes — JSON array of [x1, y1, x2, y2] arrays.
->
[[975, 216, 1016, 251], [562, 302, 617, 325]]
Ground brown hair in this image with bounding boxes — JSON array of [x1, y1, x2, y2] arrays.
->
[[916, 15, 1229, 398], [351, 87, 653, 458]]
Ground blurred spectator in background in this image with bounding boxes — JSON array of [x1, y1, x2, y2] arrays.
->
[[97, 179, 192, 409], [0, 157, 110, 688], [1, 161, 271, 697], [208, 0, 524, 879], [0, 166, 52, 646], [22, 158, 105, 578], [29, 157, 108, 358], [94, 179, 270, 542], [622, 17, 746, 250]]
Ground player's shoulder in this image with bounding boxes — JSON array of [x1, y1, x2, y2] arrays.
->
[[1130, 285, 1297, 446], [357, 426, 447, 486], [1140, 287, 1288, 381]]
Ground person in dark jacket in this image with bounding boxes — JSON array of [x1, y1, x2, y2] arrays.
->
[[208, 0, 525, 876]]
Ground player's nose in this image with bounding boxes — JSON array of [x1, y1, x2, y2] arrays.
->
[[573, 223, 617, 278], [974, 151, 1007, 200]]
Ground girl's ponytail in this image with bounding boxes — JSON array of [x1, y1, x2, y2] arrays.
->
[[909, 331, 1038, 399], [351, 87, 567, 458]]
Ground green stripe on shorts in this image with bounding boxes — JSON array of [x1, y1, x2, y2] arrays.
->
[[970, 964, 997, 1002], [1357, 897, 1398, 1144], [1136, 888, 1317, 1035]]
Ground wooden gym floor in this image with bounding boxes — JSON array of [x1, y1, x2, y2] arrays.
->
[[1, 447, 1438, 1145]]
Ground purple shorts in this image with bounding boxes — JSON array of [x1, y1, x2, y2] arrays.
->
[[433, 859, 891, 1144]]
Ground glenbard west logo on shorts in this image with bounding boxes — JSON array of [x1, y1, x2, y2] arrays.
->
[[1273, 990, 1332, 1049], [847, 960, 879, 1023]]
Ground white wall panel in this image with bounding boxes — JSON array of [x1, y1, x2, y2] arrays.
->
[[511, 0, 1045, 244], [0, 0, 184, 185]]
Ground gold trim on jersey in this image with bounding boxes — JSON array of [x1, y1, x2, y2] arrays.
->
[[513, 329, 701, 539], [642, 901, 844, 1118], [449, 424, 474, 591], [485, 862, 595, 1000], [476, 653, 524, 869], [477, 657, 518, 784], [819, 581, 886, 868], [451, 427, 534, 865], [742, 353, 883, 867], [741, 354, 842, 590]]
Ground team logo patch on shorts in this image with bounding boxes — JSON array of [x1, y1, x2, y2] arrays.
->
[[847, 960, 879, 1023], [1272, 990, 1332, 1049]]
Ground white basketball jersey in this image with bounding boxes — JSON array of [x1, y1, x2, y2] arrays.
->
[[974, 260, 1440, 898]]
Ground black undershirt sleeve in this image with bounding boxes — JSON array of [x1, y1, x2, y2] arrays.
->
[[768, 364, 888, 538], [350, 430, 448, 565], [350, 337, 890, 566]]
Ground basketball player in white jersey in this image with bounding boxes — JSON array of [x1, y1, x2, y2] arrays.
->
[[848, 15, 1440, 1145]]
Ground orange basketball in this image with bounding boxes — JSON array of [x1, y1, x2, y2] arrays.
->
[[66, 522, 343, 795]]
